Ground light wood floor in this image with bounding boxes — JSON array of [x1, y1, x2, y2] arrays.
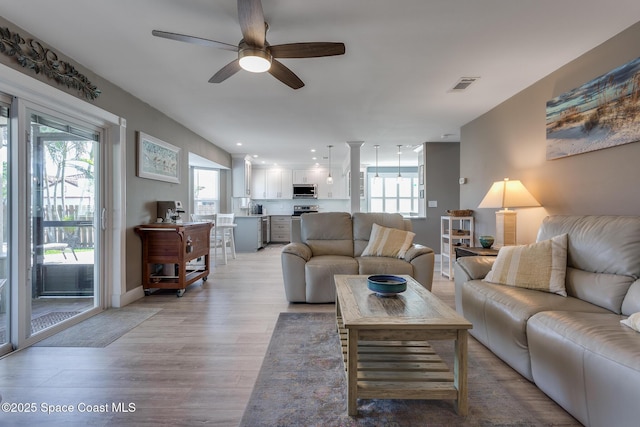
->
[[0, 244, 576, 426]]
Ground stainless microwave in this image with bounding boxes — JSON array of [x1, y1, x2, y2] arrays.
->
[[293, 183, 318, 198]]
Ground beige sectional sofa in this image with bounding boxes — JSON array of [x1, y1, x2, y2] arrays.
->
[[454, 215, 640, 427], [281, 212, 435, 303]]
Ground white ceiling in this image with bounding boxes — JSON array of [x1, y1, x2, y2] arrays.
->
[[2, 1, 640, 168]]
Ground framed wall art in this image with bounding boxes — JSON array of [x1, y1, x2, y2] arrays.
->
[[546, 56, 640, 160], [137, 131, 181, 183]]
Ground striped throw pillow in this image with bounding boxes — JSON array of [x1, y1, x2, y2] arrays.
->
[[483, 233, 568, 296], [361, 223, 415, 259]]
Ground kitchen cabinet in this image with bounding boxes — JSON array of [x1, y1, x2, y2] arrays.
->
[[440, 215, 474, 280], [252, 169, 292, 200], [270, 215, 291, 242], [232, 155, 252, 197], [251, 168, 267, 199], [317, 168, 345, 199], [266, 169, 293, 199], [294, 168, 346, 198], [293, 169, 322, 184], [234, 216, 265, 252], [134, 222, 212, 297]]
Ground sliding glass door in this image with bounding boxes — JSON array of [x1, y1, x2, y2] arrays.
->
[[26, 109, 101, 338], [0, 97, 10, 355]]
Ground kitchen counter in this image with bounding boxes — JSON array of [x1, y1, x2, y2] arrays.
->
[[234, 216, 269, 252]]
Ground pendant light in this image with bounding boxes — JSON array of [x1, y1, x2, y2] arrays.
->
[[326, 145, 334, 185], [396, 144, 402, 183], [373, 145, 380, 181]]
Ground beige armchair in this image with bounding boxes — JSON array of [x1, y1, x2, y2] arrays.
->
[[281, 212, 435, 303]]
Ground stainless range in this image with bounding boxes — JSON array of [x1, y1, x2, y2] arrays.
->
[[292, 205, 319, 216]]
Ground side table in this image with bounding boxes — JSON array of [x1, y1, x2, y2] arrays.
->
[[454, 246, 499, 259]]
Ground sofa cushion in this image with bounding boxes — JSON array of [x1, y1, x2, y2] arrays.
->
[[484, 234, 568, 296], [361, 223, 415, 258], [527, 310, 640, 427], [461, 279, 610, 380], [537, 215, 640, 278], [356, 256, 414, 277], [301, 212, 354, 257], [565, 267, 634, 314], [305, 255, 359, 303]]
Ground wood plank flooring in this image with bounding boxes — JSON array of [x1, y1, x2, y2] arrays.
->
[[0, 244, 576, 426]]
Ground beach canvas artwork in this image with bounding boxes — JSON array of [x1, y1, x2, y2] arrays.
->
[[546, 56, 640, 160]]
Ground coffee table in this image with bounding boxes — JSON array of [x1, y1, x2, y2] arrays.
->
[[335, 274, 472, 416]]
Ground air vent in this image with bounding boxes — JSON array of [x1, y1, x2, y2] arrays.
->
[[449, 77, 479, 92]]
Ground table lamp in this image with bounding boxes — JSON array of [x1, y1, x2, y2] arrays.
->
[[478, 178, 541, 246]]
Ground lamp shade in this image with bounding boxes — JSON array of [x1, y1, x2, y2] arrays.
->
[[478, 178, 540, 210]]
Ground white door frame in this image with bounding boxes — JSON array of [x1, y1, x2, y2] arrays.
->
[[0, 63, 126, 349]]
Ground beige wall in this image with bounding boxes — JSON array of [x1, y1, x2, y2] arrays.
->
[[0, 16, 231, 293], [461, 21, 640, 244]]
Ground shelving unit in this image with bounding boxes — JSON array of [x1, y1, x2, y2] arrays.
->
[[440, 216, 474, 279]]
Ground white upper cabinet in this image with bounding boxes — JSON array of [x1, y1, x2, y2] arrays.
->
[[251, 168, 292, 200], [318, 168, 346, 199], [292, 169, 322, 184], [251, 168, 267, 199], [232, 155, 252, 197], [266, 169, 293, 199]]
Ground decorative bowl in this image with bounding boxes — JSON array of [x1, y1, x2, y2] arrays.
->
[[479, 235, 495, 249], [367, 275, 407, 296]]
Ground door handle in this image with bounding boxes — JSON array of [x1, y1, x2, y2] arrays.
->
[[101, 207, 106, 230]]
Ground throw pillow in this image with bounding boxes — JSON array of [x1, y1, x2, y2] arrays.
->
[[621, 312, 640, 333], [361, 223, 415, 259], [483, 233, 568, 296]]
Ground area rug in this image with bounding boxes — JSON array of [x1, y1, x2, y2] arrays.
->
[[240, 312, 580, 427], [34, 306, 161, 347]]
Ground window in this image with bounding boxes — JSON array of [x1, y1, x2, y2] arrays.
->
[[192, 168, 219, 215], [368, 169, 418, 215]]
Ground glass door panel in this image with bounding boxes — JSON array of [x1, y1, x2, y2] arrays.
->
[[28, 111, 99, 337], [0, 100, 9, 354]]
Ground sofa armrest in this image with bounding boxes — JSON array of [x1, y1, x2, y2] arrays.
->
[[281, 242, 312, 262], [453, 256, 496, 314], [404, 244, 434, 262], [455, 256, 495, 280], [406, 245, 435, 292]]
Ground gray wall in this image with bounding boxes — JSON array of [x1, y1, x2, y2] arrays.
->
[[461, 21, 640, 244], [411, 142, 460, 252], [0, 16, 231, 293]]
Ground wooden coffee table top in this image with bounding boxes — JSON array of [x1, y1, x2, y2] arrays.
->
[[335, 274, 472, 330]]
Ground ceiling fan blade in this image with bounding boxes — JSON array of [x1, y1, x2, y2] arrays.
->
[[152, 30, 238, 52], [209, 60, 242, 83], [270, 42, 346, 59], [237, 0, 266, 47], [269, 59, 304, 90]]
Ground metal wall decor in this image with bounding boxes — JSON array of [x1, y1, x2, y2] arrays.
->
[[0, 26, 101, 100]]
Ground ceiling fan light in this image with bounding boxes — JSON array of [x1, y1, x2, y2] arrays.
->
[[239, 48, 272, 73]]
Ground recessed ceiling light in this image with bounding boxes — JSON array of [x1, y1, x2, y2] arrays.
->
[[311, 149, 316, 153], [252, 154, 258, 158], [236, 142, 243, 146]]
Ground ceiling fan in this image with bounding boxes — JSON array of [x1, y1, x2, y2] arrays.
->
[[152, 0, 346, 89]]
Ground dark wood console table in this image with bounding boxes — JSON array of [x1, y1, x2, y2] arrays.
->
[[135, 222, 212, 297], [454, 246, 499, 259]]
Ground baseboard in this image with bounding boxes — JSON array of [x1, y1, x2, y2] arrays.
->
[[111, 286, 145, 308]]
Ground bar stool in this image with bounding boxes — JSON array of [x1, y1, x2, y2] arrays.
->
[[213, 213, 236, 264]]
